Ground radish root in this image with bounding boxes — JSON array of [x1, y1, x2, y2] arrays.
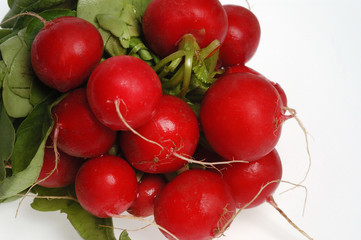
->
[[173, 152, 248, 167], [0, 12, 47, 27], [16, 193, 78, 202], [245, 0, 251, 10], [216, 180, 312, 240], [115, 99, 248, 170], [267, 196, 313, 240], [114, 99, 164, 151], [282, 106, 312, 196], [112, 214, 180, 240]]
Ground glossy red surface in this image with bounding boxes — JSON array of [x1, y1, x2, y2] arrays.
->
[[154, 169, 236, 240], [31, 16, 103, 92], [51, 88, 116, 158], [87, 55, 162, 130], [200, 73, 283, 161], [127, 174, 166, 217], [221, 149, 282, 208], [37, 148, 83, 188], [75, 155, 138, 218], [225, 65, 288, 107], [119, 95, 200, 173], [219, 5, 261, 66], [142, 0, 228, 57]]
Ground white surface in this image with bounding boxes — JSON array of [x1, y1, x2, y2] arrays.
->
[[1, 0, 361, 239]]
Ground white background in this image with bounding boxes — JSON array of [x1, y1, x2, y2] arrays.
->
[[1, 0, 361, 239]]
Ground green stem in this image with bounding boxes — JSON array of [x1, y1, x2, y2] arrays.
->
[[129, 38, 153, 60], [199, 39, 221, 60], [158, 57, 183, 78], [179, 34, 197, 97], [153, 50, 185, 72], [162, 66, 184, 89]]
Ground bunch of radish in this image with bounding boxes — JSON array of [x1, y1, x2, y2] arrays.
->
[[0, 0, 312, 239]]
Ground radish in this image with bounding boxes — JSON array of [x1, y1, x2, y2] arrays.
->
[[51, 88, 116, 158], [219, 5, 261, 66], [142, 0, 228, 57], [119, 94, 199, 173], [75, 155, 138, 218], [224, 64, 263, 76], [37, 147, 83, 188], [31, 16, 103, 92], [86, 55, 162, 131], [221, 149, 313, 239], [127, 173, 166, 217], [221, 149, 282, 208], [225, 65, 288, 108], [200, 72, 288, 161], [154, 169, 236, 240]]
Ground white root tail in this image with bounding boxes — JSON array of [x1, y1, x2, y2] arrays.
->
[[281, 107, 312, 197], [114, 99, 164, 151], [216, 180, 312, 240]]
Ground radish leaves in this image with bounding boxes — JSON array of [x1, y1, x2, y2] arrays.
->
[[31, 185, 117, 240]]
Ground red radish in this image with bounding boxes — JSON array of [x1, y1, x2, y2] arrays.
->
[[200, 72, 287, 161], [51, 88, 116, 158], [219, 5, 261, 66], [270, 81, 288, 108], [225, 65, 263, 76], [142, 0, 228, 57], [225, 65, 288, 107], [154, 169, 236, 240], [37, 147, 83, 188], [119, 95, 199, 173], [87, 55, 162, 130], [127, 174, 166, 217], [31, 16, 103, 92], [221, 149, 314, 240], [75, 155, 138, 218], [221, 149, 282, 208]]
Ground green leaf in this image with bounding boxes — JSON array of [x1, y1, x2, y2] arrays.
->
[[0, 30, 19, 46], [0, 190, 23, 203], [31, 185, 75, 212], [0, 92, 57, 200], [77, 0, 157, 63], [62, 203, 117, 240], [0, 99, 15, 182], [0, 61, 6, 88], [30, 79, 53, 106], [1, 29, 34, 118], [16, 0, 67, 10], [12, 92, 59, 173], [1, 2, 22, 28], [0, 137, 45, 199], [31, 185, 116, 240], [24, 9, 76, 48], [0, 29, 12, 40], [0, 158, 4, 184], [77, 0, 126, 43], [2, 0, 75, 29], [97, 13, 138, 49], [77, 0, 125, 25], [125, 0, 151, 17], [2, 75, 33, 118], [103, 35, 127, 57], [119, 230, 131, 240]]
